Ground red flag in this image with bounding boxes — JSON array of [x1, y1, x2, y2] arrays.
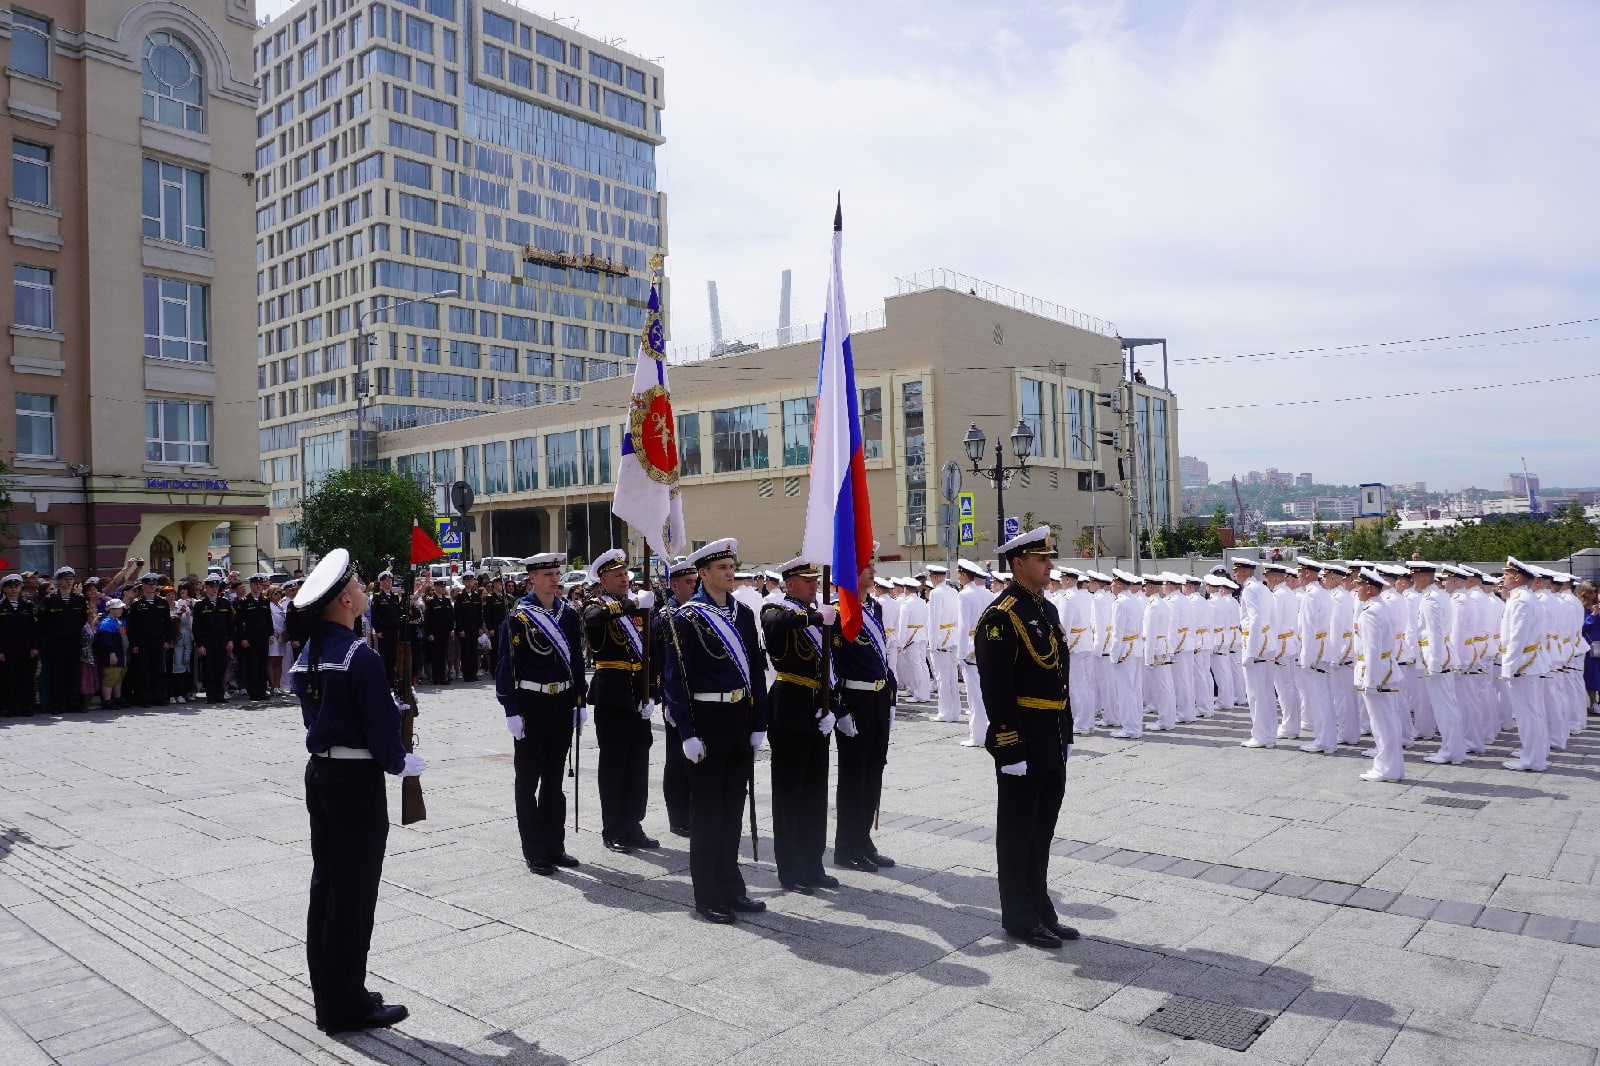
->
[[410, 520, 444, 565]]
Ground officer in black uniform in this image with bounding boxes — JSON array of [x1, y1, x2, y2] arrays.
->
[[454, 572, 485, 682], [0, 573, 39, 716], [422, 579, 454, 684], [292, 548, 423, 1035], [831, 546, 897, 872], [482, 573, 509, 674], [975, 525, 1078, 949], [236, 574, 274, 701], [369, 571, 403, 685], [495, 553, 586, 875], [192, 575, 234, 703], [655, 558, 698, 836], [762, 557, 843, 894], [582, 548, 657, 853], [125, 574, 170, 707], [662, 538, 770, 924], [39, 566, 88, 713]]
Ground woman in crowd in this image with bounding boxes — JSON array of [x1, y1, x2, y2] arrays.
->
[[269, 583, 290, 695], [168, 582, 195, 703]]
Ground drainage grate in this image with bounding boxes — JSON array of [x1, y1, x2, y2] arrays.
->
[[1141, 995, 1272, 1052], [1423, 796, 1488, 810]]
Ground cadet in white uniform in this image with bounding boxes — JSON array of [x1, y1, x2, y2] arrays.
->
[[957, 560, 996, 746], [1323, 564, 1361, 745], [1354, 567, 1406, 782], [925, 565, 963, 722], [1142, 575, 1176, 731], [1270, 565, 1304, 739], [1180, 576, 1209, 721], [1203, 575, 1237, 712], [1501, 557, 1549, 771], [897, 578, 931, 703], [1107, 570, 1143, 738], [1234, 559, 1277, 747], [1057, 568, 1098, 735], [1294, 558, 1337, 754], [1408, 562, 1464, 765]]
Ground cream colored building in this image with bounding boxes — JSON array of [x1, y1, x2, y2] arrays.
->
[[252, 0, 667, 560], [337, 273, 1180, 572], [1, 0, 266, 578]]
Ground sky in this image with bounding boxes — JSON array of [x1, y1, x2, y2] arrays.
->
[[256, 0, 1600, 491]]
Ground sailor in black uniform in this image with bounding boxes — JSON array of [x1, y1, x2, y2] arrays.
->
[[292, 549, 424, 1034], [582, 548, 657, 853], [369, 571, 403, 685], [39, 566, 87, 713], [831, 545, 897, 872], [655, 557, 698, 835]]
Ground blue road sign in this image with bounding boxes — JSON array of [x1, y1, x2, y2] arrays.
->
[[959, 520, 975, 547], [1004, 516, 1021, 541]]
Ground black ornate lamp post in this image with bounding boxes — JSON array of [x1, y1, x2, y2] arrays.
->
[[962, 419, 1035, 550]]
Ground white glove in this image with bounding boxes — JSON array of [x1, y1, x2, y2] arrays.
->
[[506, 714, 525, 740], [575, 704, 589, 728], [682, 736, 706, 763], [1065, 743, 1074, 763], [836, 713, 859, 737], [401, 753, 426, 777], [750, 730, 766, 754], [638, 699, 655, 721], [1000, 760, 1027, 776], [817, 604, 838, 626], [817, 711, 836, 735], [394, 702, 412, 713], [635, 590, 654, 610]]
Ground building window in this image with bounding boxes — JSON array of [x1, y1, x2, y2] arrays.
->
[[781, 397, 814, 467], [545, 430, 578, 488], [15, 393, 56, 459], [461, 443, 481, 491], [13, 265, 53, 330], [142, 159, 206, 247], [903, 381, 926, 535], [145, 399, 211, 464], [1019, 378, 1057, 459], [141, 32, 204, 132], [10, 11, 51, 79], [1066, 387, 1095, 461], [483, 441, 508, 494], [12, 140, 50, 205], [597, 425, 611, 484], [511, 436, 538, 491], [18, 523, 55, 575], [431, 448, 455, 486], [143, 276, 209, 362], [712, 404, 768, 473], [859, 386, 883, 460], [677, 413, 700, 476]]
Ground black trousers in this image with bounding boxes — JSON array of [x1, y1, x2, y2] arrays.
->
[[304, 756, 388, 1028], [0, 645, 33, 716], [594, 700, 652, 841], [834, 687, 891, 861], [377, 635, 398, 685], [129, 640, 165, 706], [46, 638, 82, 712], [427, 637, 449, 684], [458, 632, 479, 682], [197, 640, 228, 701], [240, 640, 268, 698], [770, 725, 830, 885], [686, 704, 753, 911], [662, 717, 692, 831], [512, 690, 575, 863], [995, 764, 1065, 934]]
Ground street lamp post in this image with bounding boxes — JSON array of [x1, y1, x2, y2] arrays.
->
[[962, 419, 1035, 555], [354, 288, 459, 469], [1066, 429, 1105, 569]]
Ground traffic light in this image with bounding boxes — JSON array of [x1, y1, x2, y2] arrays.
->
[[1095, 391, 1122, 413], [1097, 429, 1121, 450]]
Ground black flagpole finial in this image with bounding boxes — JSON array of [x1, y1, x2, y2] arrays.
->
[[834, 192, 842, 232]]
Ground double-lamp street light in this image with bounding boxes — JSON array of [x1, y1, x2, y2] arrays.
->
[[962, 419, 1035, 553], [353, 288, 459, 469]]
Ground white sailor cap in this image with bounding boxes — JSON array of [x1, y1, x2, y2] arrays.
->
[[1295, 557, 1322, 571], [202, 574, 223, 586], [1, 573, 21, 587], [1060, 567, 1084, 580], [1377, 563, 1409, 579], [1483, 574, 1502, 586], [54, 566, 75, 579], [1209, 565, 1229, 576], [1202, 574, 1231, 589], [994, 571, 1012, 580], [1505, 556, 1540, 577], [1181, 574, 1202, 585], [688, 539, 738, 569], [1437, 563, 1468, 578], [293, 548, 356, 611], [1404, 560, 1441, 572], [1086, 571, 1112, 583], [734, 571, 754, 580], [377, 570, 394, 582], [521, 552, 567, 571], [1110, 568, 1136, 583], [587, 548, 628, 585], [1230, 557, 1260, 570], [1552, 571, 1575, 584], [764, 570, 782, 582], [957, 559, 987, 578], [1358, 567, 1389, 589], [667, 556, 697, 579], [1322, 563, 1351, 576], [998, 525, 1056, 559], [874, 576, 893, 590], [896, 577, 920, 588], [777, 556, 821, 580], [1048, 568, 1062, 581], [139, 572, 162, 584], [249, 572, 272, 583], [926, 564, 949, 575], [105, 598, 126, 609]]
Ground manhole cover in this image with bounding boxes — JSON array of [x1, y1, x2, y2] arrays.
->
[[1422, 796, 1488, 810], [1141, 995, 1272, 1052]]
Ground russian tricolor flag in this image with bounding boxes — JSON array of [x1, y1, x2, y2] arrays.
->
[[801, 197, 874, 641]]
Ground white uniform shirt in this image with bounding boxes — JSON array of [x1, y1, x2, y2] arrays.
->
[[1297, 581, 1333, 669], [1354, 596, 1400, 692], [1239, 579, 1273, 663], [1056, 587, 1092, 658], [899, 593, 929, 649], [926, 581, 961, 654], [1143, 593, 1172, 666], [958, 581, 995, 663], [1502, 586, 1543, 680], [1415, 584, 1455, 676]]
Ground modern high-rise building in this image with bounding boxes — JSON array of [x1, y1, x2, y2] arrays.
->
[[252, 0, 666, 563], [1178, 454, 1208, 488], [2, 0, 266, 578], [1505, 471, 1540, 498]]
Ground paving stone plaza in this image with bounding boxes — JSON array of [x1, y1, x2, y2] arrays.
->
[[3, 682, 1600, 1065]]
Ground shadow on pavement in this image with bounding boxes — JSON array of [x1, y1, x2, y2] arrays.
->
[[346, 1027, 571, 1064]]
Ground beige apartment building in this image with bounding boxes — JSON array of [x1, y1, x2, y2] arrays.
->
[[1, 0, 265, 578], [252, 0, 667, 559], [302, 274, 1180, 572]]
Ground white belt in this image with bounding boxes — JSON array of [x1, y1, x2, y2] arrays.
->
[[314, 746, 372, 760], [692, 689, 747, 703], [842, 678, 886, 691], [517, 680, 572, 694]]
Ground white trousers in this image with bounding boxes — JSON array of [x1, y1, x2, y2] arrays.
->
[[1363, 689, 1406, 780], [1190, 653, 1214, 717], [1210, 654, 1234, 715], [962, 659, 989, 745], [1299, 667, 1337, 751], [1147, 663, 1177, 730], [1273, 663, 1303, 737], [1111, 656, 1143, 737], [1333, 665, 1360, 744], [1507, 674, 1549, 771], [1241, 661, 1277, 745], [929, 649, 961, 721], [1421, 673, 1465, 763], [901, 643, 931, 702], [1068, 654, 1096, 734], [1171, 656, 1194, 724]]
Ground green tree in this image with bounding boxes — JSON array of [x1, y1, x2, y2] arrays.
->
[[1334, 524, 1391, 561], [295, 468, 435, 582]]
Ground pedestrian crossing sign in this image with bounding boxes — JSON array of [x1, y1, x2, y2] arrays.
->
[[435, 517, 463, 556]]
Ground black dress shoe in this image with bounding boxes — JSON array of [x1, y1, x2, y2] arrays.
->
[[603, 837, 633, 854], [552, 852, 581, 867], [369, 991, 384, 1007], [728, 895, 767, 913], [1007, 924, 1063, 949], [527, 859, 556, 876], [669, 824, 692, 837], [810, 874, 841, 889], [780, 880, 815, 895], [866, 852, 895, 868], [835, 855, 879, 872], [629, 833, 661, 849], [695, 905, 736, 924], [1044, 920, 1080, 941], [322, 1002, 409, 1035]]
